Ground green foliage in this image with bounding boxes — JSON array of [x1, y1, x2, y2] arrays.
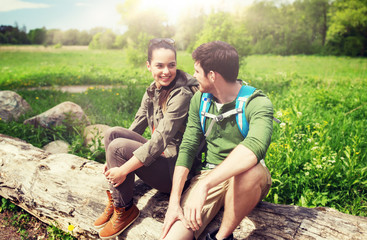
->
[[1, 0, 366, 56], [47, 224, 76, 240], [239, 55, 367, 216], [326, 0, 367, 56], [125, 32, 154, 67], [89, 30, 117, 49], [193, 12, 251, 58], [1, 198, 17, 212], [28, 27, 47, 45], [0, 49, 152, 89]]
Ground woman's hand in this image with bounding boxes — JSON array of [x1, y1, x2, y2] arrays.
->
[[104, 167, 126, 187], [102, 163, 108, 174]]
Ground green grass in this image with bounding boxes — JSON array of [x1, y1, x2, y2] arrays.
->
[[0, 48, 152, 89], [1, 48, 366, 219]]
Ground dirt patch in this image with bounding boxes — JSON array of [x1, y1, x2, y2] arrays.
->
[[0, 210, 49, 240]]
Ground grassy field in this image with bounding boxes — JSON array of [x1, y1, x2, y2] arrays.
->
[[1, 47, 366, 219]]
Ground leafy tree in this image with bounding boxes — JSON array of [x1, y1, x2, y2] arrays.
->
[[28, 27, 46, 44], [125, 32, 153, 67], [114, 35, 127, 49], [89, 32, 102, 49], [193, 11, 251, 58], [0, 25, 29, 44], [326, 0, 367, 56], [78, 30, 92, 45], [244, 1, 283, 54], [89, 30, 117, 49]]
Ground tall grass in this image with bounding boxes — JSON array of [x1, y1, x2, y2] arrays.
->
[[0, 48, 366, 217]]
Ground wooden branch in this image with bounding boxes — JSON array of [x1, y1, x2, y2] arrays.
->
[[1, 134, 366, 239]]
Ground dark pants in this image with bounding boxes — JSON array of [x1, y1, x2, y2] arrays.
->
[[104, 127, 175, 207]]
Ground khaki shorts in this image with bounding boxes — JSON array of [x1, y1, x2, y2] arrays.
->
[[181, 161, 272, 239]]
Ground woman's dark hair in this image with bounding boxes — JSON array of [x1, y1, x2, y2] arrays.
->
[[148, 38, 176, 63], [192, 41, 239, 83], [147, 38, 181, 111]]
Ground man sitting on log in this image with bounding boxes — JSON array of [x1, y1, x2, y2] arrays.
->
[[160, 41, 274, 240]]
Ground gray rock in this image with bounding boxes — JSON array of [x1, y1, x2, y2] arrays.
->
[[43, 140, 70, 154], [0, 90, 31, 122], [23, 101, 90, 129]]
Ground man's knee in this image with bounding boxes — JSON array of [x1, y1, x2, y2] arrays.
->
[[234, 163, 268, 193]]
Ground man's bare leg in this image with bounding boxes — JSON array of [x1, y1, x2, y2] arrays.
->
[[163, 220, 194, 240], [215, 163, 268, 239]]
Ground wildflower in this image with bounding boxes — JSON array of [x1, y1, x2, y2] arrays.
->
[[297, 112, 302, 118], [280, 122, 286, 128], [305, 172, 309, 176], [307, 138, 312, 143], [316, 164, 322, 169], [116, 93, 119, 96], [35, 97, 39, 100], [311, 146, 319, 151], [276, 111, 283, 118], [68, 224, 74, 232]]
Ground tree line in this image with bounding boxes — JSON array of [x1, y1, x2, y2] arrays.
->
[[1, 0, 366, 57]]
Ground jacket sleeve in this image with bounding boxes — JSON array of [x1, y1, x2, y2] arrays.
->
[[133, 87, 193, 166], [129, 91, 149, 135], [175, 92, 204, 170]]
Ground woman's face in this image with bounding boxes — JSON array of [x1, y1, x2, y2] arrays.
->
[[147, 48, 177, 89]]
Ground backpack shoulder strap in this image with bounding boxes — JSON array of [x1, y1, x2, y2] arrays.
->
[[236, 85, 256, 138], [199, 92, 213, 134]]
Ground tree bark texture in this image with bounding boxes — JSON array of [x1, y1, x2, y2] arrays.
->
[[0, 134, 366, 239]]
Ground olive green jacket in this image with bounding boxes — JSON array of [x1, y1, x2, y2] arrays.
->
[[129, 70, 198, 166]]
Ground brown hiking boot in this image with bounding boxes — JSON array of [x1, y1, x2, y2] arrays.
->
[[99, 204, 140, 239], [93, 190, 114, 229]]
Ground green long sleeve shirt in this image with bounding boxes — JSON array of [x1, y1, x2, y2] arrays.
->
[[175, 89, 273, 170]]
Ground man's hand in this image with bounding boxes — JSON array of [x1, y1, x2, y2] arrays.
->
[[104, 167, 126, 187], [160, 204, 189, 239], [183, 182, 209, 231]]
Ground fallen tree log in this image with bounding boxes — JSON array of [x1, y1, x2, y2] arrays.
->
[[0, 134, 366, 239]]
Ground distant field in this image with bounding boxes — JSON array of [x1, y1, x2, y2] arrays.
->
[[1, 47, 366, 217]]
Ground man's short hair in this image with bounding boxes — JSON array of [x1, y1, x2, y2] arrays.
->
[[192, 41, 239, 83]]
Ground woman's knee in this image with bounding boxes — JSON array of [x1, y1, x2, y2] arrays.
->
[[106, 138, 133, 166], [104, 126, 123, 146]]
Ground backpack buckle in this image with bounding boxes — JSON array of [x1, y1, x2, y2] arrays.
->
[[215, 114, 224, 122]]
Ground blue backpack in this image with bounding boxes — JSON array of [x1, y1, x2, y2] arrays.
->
[[199, 85, 256, 138]]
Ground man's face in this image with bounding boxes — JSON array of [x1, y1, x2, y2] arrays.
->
[[194, 61, 212, 93]]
